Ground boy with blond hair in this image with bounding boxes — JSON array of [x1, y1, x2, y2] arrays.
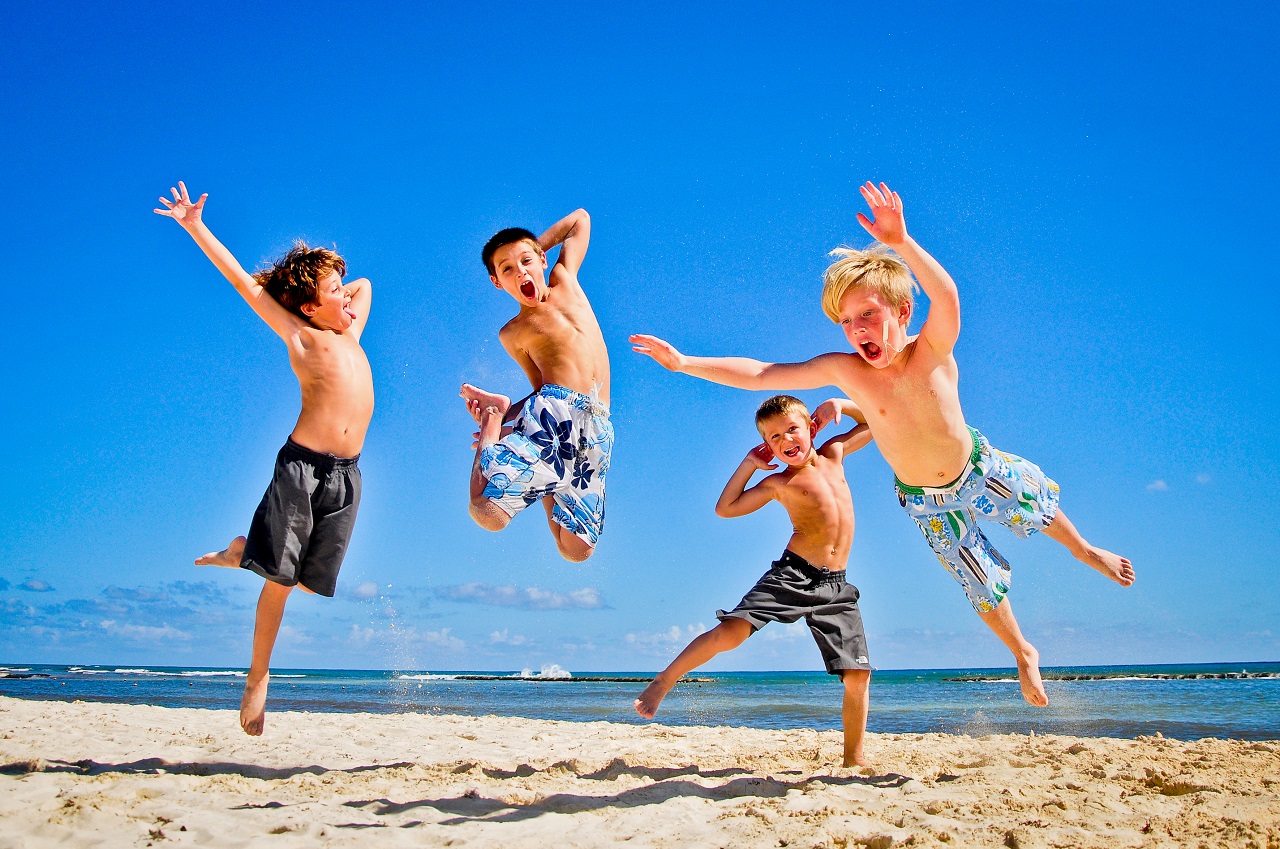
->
[[635, 395, 875, 766], [156, 182, 374, 735], [461, 210, 613, 561], [631, 182, 1133, 706]]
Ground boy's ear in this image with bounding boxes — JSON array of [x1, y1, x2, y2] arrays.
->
[[809, 418, 819, 438], [300, 301, 317, 317], [490, 275, 502, 289], [899, 299, 912, 325]]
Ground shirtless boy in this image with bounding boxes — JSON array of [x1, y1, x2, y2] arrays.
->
[[631, 182, 1134, 707], [155, 182, 374, 735], [634, 395, 875, 767], [462, 209, 612, 561]]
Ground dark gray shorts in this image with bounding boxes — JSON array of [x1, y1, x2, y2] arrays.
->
[[717, 550, 871, 675], [240, 439, 362, 598]]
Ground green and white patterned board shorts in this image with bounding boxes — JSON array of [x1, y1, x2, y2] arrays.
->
[[895, 428, 1060, 613]]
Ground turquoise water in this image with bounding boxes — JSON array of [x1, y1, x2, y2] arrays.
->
[[2, 662, 1277, 740]]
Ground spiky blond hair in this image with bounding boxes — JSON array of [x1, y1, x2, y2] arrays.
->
[[755, 395, 810, 436], [821, 244, 916, 323]]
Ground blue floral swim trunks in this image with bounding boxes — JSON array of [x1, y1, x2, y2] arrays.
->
[[896, 428, 1060, 613], [479, 384, 613, 547]]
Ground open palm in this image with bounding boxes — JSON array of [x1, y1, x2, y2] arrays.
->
[[153, 181, 207, 227], [855, 181, 906, 246]]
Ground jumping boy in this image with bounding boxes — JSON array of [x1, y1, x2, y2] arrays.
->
[[631, 182, 1134, 707], [155, 182, 374, 735], [462, 209, 612, 561], [634, 395, 875, 767]]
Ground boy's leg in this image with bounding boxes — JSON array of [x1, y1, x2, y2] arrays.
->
[[468, 402, 513, 532], [540, 497, 594, 562], [977, 597, 1047, 707], [840, 669, 871, 768], [241, 579, 294, 736], [1042, 509, 1134, 587], [634, 618, 753, 719]]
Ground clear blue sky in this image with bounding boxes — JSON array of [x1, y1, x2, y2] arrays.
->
[[3, 2, 1277, 673]]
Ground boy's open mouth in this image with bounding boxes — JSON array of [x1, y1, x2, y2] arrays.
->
[[860, 341, 883, 361], [520, 281, 537, 299], [782, 445, 802, 459]]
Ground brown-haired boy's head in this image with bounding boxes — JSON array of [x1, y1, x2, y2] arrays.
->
[[254, 242, 348, 323], [482, 228, 550, 306]]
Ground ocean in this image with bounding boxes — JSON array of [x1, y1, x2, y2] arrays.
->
[[2, 662, 1277, 741]]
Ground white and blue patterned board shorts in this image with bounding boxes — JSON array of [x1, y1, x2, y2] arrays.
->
[[479, 384, 613, 547], [895, 428, 1060, 613]]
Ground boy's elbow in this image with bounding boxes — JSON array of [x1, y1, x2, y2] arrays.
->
[[714, 503, 731, 519]]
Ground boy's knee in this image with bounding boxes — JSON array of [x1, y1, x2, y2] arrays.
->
[[557, 537, 595, 563], [842, 668, 871, 687], [469, 499, 510, 532], [717, 618, 754, 646]]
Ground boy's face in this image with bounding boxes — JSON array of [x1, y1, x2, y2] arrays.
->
[[300, 270, 355, 331], [759, 410, 818, 467], [837, 288, 911, 368], [490, 239, 549, 306]]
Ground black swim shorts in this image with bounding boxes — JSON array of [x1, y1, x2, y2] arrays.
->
[[239, 439, 362, 598], [717, 550, 871, 675]]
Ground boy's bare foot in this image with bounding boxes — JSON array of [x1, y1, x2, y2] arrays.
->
[[842, 754, 869, 768], [195, 536, 246, 568], [240, 674, 269, 736], [1078, 546, 1135, 587], [460, 384, 511, 418], [1016, 645, 1048, 707], [634, 677, 674, 719]]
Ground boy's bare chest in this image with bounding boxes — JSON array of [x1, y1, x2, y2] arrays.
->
[[293, 336, 373, 391], [846, 349, 959, 425], [777, 464, 850, 519]]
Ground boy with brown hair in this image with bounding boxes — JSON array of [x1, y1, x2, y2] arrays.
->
[[461, 209, 612, 561], [631, 181, 1133, 707], [155, 182, 374, 735], [635, 395, 876, 767]]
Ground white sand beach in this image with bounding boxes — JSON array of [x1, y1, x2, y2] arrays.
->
[[0, 695, 1276, 848]]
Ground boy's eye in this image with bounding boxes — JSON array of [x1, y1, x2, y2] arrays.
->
[[863, 311, 873, 318]]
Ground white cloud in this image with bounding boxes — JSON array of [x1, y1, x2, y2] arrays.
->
[[763, 620, 808, 641], [1195, 473, 1212, 484], [350, 582, 379, 599], [1146, 480, 1169, 492], [625, 624, 706, 653], [435, 582, 606, 610], [421, 627, 465, 651], [489, 628, 529, 646], [19, 579, 54, 593], [98, 620, 191, 642]]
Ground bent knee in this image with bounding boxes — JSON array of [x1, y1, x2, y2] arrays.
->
[[469, 499, 511, 532], [557, 537, 595, 563]]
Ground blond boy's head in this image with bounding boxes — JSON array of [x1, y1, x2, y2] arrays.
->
[[755, 395, 810, 436], [821, 244, 916, 323]]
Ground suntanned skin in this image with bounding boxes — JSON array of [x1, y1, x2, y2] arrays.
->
[[156, 182, 374, 736], [461, 209, 610, 561], [634, 405, 875, 767], [631, 181, 1134, 708]]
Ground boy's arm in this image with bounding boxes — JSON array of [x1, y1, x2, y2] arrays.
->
[[855, 181, 960, 356], [345, 277, 372, 341], [630, 334, 850, 391], [154, 182, 304, 343], [715, 444, 780, 518], [539, 208, 590, 277], [811, 397, 867, 433], [819, 423, 872, 460]]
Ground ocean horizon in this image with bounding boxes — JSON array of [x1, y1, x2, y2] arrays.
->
[[4, 660, 1277, 742]]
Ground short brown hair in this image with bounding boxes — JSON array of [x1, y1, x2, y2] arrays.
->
[[482, 228, 542, 276], [253, 242, 346, 317], [821, 244, 916, 323], [755, 395, 810, 435]]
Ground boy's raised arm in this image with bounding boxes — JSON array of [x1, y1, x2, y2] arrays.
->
[[155, 182, 303, 342], [856, 181, 961, 356], [539, 208, 590, 277], [630, 334, 848, 391], [715, 444, 778, 519], [344, 277, 373, 341], [819, 422, 872, 459]]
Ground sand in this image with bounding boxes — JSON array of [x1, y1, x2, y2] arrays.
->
[[0, 696, 1277, 848]]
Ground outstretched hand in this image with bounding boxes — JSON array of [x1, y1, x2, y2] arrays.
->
[[855, 181, 906, 247], [629, 334, 686, 372], [746, 443, 777, 471], [154, 181, 207, 228]]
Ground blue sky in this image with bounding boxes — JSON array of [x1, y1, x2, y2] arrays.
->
[[3, 2, 1277, 673]]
